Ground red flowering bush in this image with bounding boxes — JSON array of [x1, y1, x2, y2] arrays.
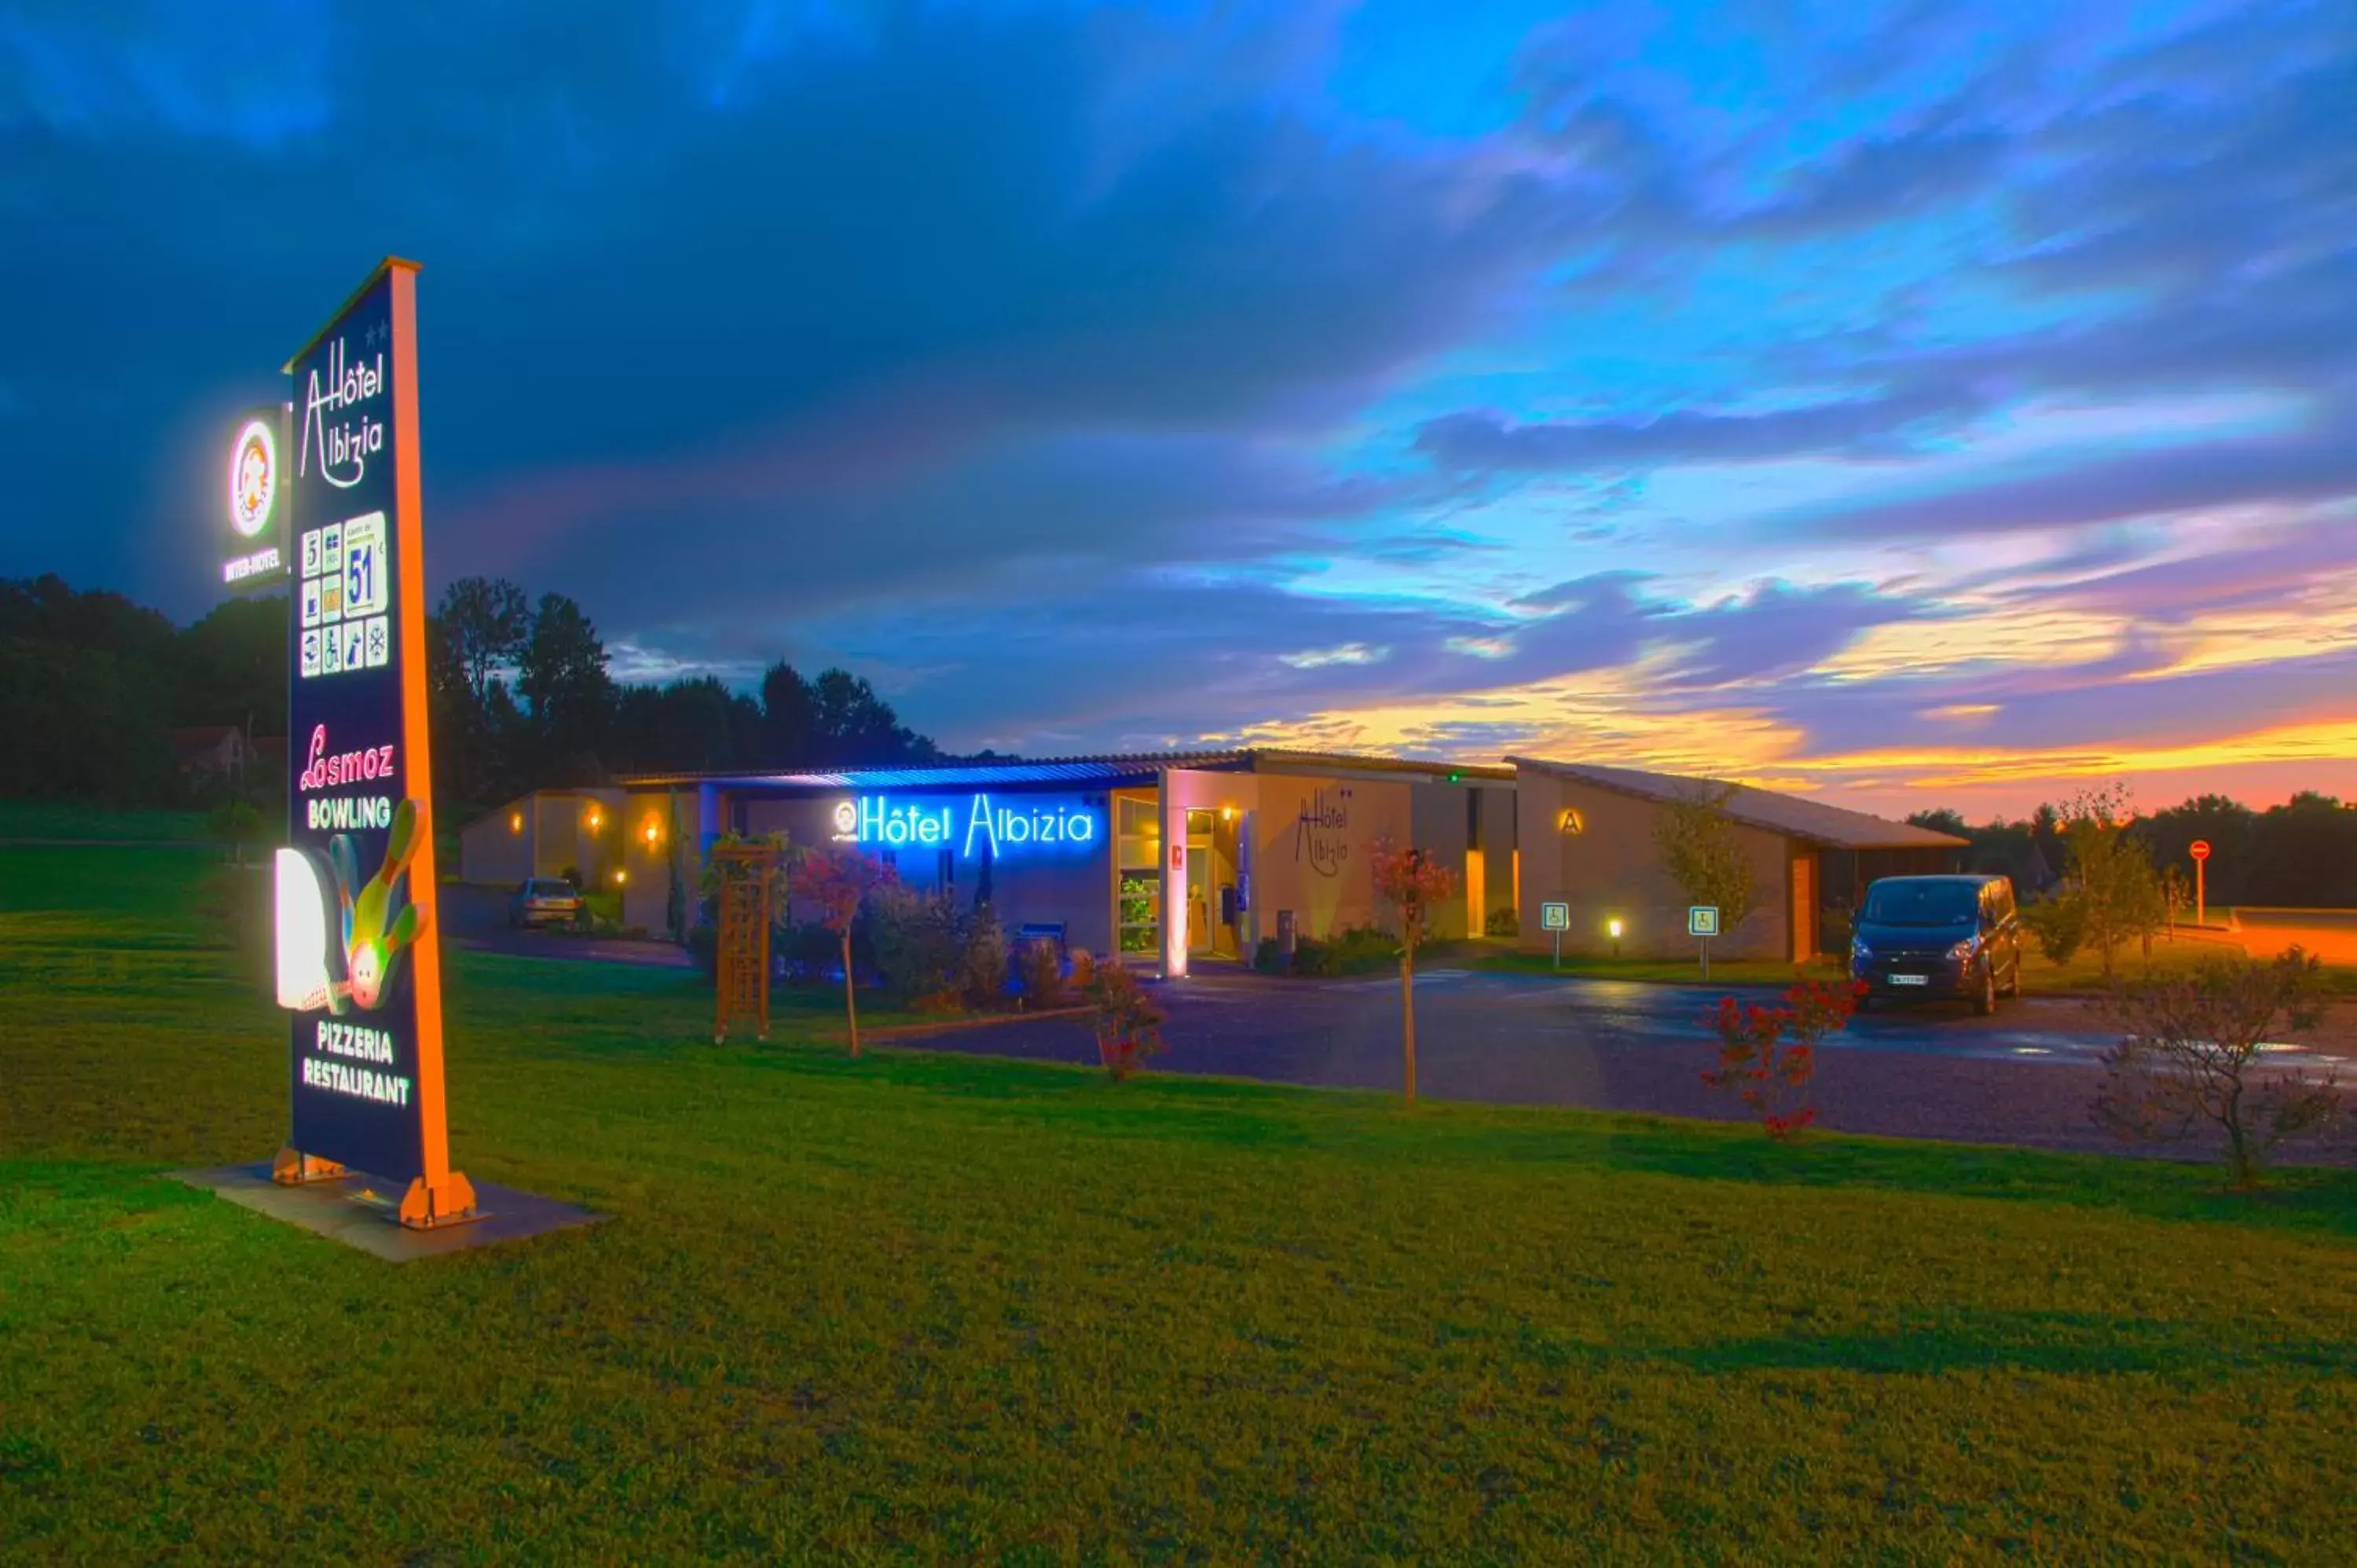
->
[[1072, 952, 1169, 1082], [1701, 977, 1865, 1139]]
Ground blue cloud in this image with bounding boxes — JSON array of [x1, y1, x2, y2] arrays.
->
[[1, 0, 2352, 810]]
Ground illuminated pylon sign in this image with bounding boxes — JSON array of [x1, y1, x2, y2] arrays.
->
[[272, 258, 477, 1231]]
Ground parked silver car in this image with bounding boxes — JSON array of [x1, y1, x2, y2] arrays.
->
[[508, 877, 583, 929]]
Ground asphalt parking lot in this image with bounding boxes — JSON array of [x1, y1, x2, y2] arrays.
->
[[437, 882, 691, 967], [910, 966, 2357, 1163]]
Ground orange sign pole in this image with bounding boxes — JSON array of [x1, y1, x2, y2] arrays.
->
[[382, 262, 478, 1229]]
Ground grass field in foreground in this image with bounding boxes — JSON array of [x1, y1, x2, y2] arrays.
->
[[4, 844, 2357, 1561], [0, 797, 210, 842]]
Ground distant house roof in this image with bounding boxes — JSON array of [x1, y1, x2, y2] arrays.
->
[[617, 749, 1516, 791], [167, 726, 251, 774], [1510, 758, 1969, 852]]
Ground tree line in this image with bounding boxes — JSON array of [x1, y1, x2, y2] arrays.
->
[[0, 573, 948, 817], [423, 576, 948, 815], [1904, 789, 2357, 912], [0, 575, 283, 804]]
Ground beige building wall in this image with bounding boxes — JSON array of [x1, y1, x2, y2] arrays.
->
[[1516, 771, 1794, 961], [459, 789, 623, 887], [459, 804, 533, 887], [621, 788, 709, 936], [1248, 771, 1413, 944]]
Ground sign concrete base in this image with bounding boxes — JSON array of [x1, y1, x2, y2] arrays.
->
[[170, 1163, 607, 1262]]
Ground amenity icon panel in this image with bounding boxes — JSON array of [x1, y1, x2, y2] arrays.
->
[[296, 510, 391, 681]]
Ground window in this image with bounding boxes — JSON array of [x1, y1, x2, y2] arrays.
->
[[1116, 793, 1162, 955]]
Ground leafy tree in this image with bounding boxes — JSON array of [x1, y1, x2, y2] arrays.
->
[[2093, 949, 2343, 1189], [0, 573, 176, 661], [435, 577, 530, 708], [790, 846, 894, 1057], [2142, 795, 2259, 906], [0, 638, 175, 804], [759, 661, 817, 765], [1653, 784, 1758, 958], [1369, 837, 1459, 1106], [2054, 785, 2165, 980], [1906, 808, 1969, 837], [2249, 793, 2357, 910], [608, 676, 763, 775], [519, 593, 614, 782], [174, 595, 287, 736]]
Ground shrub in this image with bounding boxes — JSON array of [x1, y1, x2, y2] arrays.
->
[[206, 798, 268, 865], [2021, 893, 2085, 964], [1327, 925, 1400, 975], [1073, 953, 1168, 1082], [1017, 937, 1071, 1009], [867, 884, 966, 1004], [1252, 936, 1283, 974], [2092, 947, 2344, 1189], [961, 909, 1009, 1010], [1485, 907, 1519, 939], [1701, 977, 1864, 1140], [782, 920, 853, 980]]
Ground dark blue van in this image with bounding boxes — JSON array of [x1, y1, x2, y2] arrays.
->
[[1849, 874, 2021, 1015]]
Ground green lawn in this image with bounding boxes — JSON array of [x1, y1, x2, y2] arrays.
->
[[5, 844, 2356, 1560], [0, 797, 211, 842]]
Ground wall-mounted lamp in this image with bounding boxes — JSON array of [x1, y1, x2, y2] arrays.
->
[[509, 811, 523, 834], [1558, 808, 1586, 836], [585, 808, 603, 831], [614, 868, 628, 886], [643, 818, 662, 847], [1607, 916, 1623, 957]]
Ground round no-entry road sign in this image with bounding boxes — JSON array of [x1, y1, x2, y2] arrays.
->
[[2190, 840, 2212, 862]]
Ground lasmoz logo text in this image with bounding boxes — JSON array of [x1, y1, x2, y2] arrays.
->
[[299, 724, 398, 831]]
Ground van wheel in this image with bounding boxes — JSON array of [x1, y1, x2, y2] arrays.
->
[[1972, 963, 1996, 1017]]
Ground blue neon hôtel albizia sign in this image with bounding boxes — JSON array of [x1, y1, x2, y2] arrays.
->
[[830, 793, 1101, 858]]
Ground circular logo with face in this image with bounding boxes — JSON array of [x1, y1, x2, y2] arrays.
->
[[832, 800, 859, 837], [229, 419, 277, 537]]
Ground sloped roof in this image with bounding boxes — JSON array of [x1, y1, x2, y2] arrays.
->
[[618, 749, 1515, 790], [1510, 757, 1968, 851]]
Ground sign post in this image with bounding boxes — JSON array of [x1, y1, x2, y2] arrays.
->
[[1688, 905, 1720, 980], [1540, 901, 1570, 968], [271, 258, 476, 1229], [2190, 840, 2211, 926]]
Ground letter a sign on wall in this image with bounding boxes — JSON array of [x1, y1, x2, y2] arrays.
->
[[271, 258, 476, 1229]]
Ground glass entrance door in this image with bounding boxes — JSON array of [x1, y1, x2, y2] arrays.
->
[[1186, 809, 1215, 954]]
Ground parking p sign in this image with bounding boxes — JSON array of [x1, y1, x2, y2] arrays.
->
[[1688, 906, 1720, 938], [1540, 902, 1571, 932]]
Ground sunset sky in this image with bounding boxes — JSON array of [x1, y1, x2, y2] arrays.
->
[[3, 0, 2352, 819]]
